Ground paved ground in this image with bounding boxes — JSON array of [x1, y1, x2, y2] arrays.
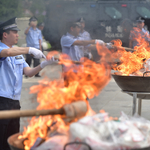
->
[[20, 64, 150, 132]]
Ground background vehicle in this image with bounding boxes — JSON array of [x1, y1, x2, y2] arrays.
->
[[43, 0, 150, 50]]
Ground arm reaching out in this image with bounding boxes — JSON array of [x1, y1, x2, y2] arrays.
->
[[0, 47, 46, 59], [24, 56, 58, 77]]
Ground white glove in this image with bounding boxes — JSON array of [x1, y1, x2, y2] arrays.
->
[[40, 57, 58, 68], [88, 53, 93, 60], [95, 39, 105, 45], [28, 47, 46, 59], [106, 43, 113, 49]]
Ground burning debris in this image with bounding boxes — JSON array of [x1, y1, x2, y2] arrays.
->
[[13, 48, 111, 150], [112, 38, 150, 76], [7, 38, 150, 149], [8, 110, 150, 150]]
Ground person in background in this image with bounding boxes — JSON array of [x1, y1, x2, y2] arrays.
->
[[142, 25, 149, 35], [129, 18, 150, 49], [61, 22, 104, 74], [37, 22, 52, 52], [38, 22, 44, 32], [78, 17, 91, 41], [25, 16, 43, 77], [77, 17, 92, 59], [37, 22, 45, 51], [0, 17, 57, 150]]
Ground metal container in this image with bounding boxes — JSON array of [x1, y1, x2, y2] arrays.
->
[[8, 133, 150, 150], [112, 73, 150, 92], [112, 72, 150, 99], [8, 133, 24, 150]]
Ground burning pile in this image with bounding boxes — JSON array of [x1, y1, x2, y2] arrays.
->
[[18, 48, 111, 150], [112, 39, 150, 76]]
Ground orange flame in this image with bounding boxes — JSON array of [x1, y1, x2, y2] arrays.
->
[[19, 44, 111, 149], [112, 35, 150, 75]]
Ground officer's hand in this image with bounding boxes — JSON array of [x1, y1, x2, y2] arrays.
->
[[40, 56, 58, 68], [95, 39, 105, 45], [28, 47, 46, 59], [106, 43, 113, 49]]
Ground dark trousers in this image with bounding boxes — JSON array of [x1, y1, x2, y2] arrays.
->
[[26, 54, 40, 76], [0, 97, 20, 150]]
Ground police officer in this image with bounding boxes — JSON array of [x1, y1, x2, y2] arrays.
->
[[61, 22, 104, 74], [38, 22, 45, 31], [129, 18, 150, 48], [77, 17, 93, 59], [78, 17, 91, 41], [25, 16, 43, 77], [0, 17, 57, 150]]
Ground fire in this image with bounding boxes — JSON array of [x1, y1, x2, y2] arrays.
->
[[112, 32, 150, 75], [19, 44, 111, 149]]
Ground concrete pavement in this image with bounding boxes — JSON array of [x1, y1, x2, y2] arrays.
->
[[20, 64, 150, 132]]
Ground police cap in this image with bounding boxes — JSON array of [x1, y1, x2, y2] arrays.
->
[[0, 17, 20, 33], [77, 17, 85, 23], [136, 17, 144, 23], [72, 22, 81, 28], [37, 22, 44, 27], [29, 16, 38, 22]]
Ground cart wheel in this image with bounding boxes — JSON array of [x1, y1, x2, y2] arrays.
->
[[63, 141, 92, 150]]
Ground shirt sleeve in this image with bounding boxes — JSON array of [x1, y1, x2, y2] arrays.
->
[[22, 56, 29, 68], [85, 32, 91, 41], [23, 61, 29, 68], [38, 31, 43, 40], [61, 36, 76, 48], [25, 27, 30, 35], [0, 48, 6, 61]]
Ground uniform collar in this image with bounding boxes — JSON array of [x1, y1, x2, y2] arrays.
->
[[67, 32, 74, 38], [80, 30, 85, 34], [0, 42, 10, 48], [31, 27, 38, 31]]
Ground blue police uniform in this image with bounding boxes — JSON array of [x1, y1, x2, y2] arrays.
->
[[0, 42, 29, 100], [26, 27, 42, 49], [79, 30, 92, 58], [61, 32, 84, 61], [142, 28, 149, 35], [61, 32, 85, 74], [79, 30, 91, 41], [0, 17, 29, 150], [25, 26, 42, 77], [129, 27, 150, 48]]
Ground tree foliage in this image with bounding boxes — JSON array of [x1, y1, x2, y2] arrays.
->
[[0, 0, 23, 21], [29, 0, 49, 23]]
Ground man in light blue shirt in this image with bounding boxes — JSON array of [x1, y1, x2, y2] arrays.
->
[[25, 16, 43, 77], [0, 17, 57, 150], [61, 22, 105, 83], [129, 19, 150, 48], [61, 22, 97, 62], [78, 17, 92, 59], [78, 17, 91, 41]]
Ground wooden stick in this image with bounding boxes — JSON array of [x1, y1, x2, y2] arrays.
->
[[0, 108, 64, 119], [112, 45, 135, 52], [0, 101, 88, 119], [120, 47, 135, 52]]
